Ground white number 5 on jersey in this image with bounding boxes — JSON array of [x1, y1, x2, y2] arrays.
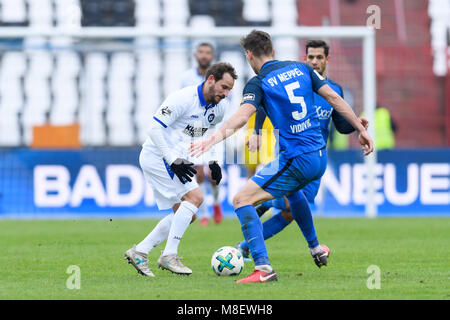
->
[[285, 81, 307, 121]]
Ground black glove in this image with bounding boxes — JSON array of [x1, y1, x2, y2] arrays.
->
[[170, 158, 197, 184], [209, 161, 222, 185]]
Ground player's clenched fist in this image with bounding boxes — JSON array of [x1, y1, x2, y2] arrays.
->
[[208, 161, 222, 185], [170, 158, 197, 183]]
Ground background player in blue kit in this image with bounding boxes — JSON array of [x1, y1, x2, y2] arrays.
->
[[190, 30, 373, 283], [237, 40, 369, 267]]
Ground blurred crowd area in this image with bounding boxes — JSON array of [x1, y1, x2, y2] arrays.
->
[[0, 0, 448, 148]]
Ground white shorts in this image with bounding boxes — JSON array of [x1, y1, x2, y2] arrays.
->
[[187, 141, 225, 166], [140, 149, 199, 210]]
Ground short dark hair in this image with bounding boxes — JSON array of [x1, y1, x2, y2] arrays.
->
[[240, 30, 273, 57], [197, 42, 214, 52], [305, 40, 330, 57], [205, 62, 238, 81]]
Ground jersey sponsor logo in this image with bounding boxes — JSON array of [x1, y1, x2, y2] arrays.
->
[[208, 113, 215, 123], [160, 106, 172, 116], [190, 115, 199, 119], [241, 93, 255, 103], [183, 125, 208, 137], [290, 119, 312, 133], [315, 105, 333, 120]]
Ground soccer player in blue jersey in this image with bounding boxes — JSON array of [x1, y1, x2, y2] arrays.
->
[[236, 40, 369, 267], [190, 31, 373, 283]]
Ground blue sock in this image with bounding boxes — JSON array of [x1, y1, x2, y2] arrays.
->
[[262, 209, 290, 240], [286, 191, 319, 249], [255, 200, 272, 215], [262, 200, 273, 209], [235, 205, 270, 266], [239, 209, 290, 250]]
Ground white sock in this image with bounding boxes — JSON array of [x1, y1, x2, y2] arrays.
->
[[255, 264, 273, 273], [198, 182, 209, 219], [210, 182, 219, 205], [163, 201, 198, 256], [310, 245, 323, 255], [135, 213, 174, 254]]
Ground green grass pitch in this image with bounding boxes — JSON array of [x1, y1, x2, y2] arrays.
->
[[0, 217, 448, 300]]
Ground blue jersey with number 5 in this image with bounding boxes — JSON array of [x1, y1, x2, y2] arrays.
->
[[241, 60, 327, 158]]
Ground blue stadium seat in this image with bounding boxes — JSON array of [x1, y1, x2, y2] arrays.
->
[[188, 0, 211, 16], [0, 0, 28, 26], [80, 0, 135, 26]]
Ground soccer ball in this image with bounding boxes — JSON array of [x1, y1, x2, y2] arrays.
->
[[211, 246, 244, 276]]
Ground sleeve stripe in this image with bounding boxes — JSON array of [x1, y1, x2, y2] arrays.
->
[[153, 116, 167, 128], [240, 99, 260, 109]]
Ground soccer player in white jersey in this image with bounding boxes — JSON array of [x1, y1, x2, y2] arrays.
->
[[124, 63, 237, 276], [180, 42, 225, 226]]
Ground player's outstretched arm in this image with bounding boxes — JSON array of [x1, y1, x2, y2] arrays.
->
[[246, 109, 267, 152], [190, 103, 256, 157], [318, 85, 374, 155]]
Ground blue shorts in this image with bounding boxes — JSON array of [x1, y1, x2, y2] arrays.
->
[[301, 178, 321, 203], [251, 148, 327, 200], [271, 178, 321, 210]]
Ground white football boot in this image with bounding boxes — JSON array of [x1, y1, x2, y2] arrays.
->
[[157, 254, 192, 275], [124, 245, 155, 277]]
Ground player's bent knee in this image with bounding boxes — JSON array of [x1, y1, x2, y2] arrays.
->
[[189, 195, 203, 208], [281, 210, 294, 222], [182, 189, 204, 208], [233, 191, 258, 209], [232, 192, 248, 209], [233, 185, 274, 209]]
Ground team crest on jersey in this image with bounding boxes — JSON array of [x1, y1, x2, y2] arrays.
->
[[183, 125, 208, 137], [208, 113, 215, 123], [160, 106, 172, 116], [241, 93, 255, 104]]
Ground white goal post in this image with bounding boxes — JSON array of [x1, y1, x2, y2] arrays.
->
[[0, 26, 377, 217]]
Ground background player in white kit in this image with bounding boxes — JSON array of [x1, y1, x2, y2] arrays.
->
[[124, 63, 237, 276], [180, 42, 225, 226]]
